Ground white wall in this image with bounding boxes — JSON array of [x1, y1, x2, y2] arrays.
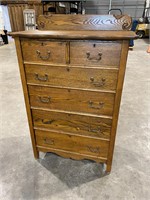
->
[[0, 5, 11, 31], [0, 6, 4, 30]]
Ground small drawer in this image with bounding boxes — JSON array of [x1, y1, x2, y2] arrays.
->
[[21, 39, 66, 64], [28, 85, 115, 116], [70, 41, 121, 67], [32, 109, 112, 140], [35, 130, 109, 158], [25, 64, 118, 91]]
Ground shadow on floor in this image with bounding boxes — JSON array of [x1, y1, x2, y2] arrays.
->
[[38, 152, 106, 188]]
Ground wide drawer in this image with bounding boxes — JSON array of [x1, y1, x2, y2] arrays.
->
[[70, 41, 121, 67], [21, 39, 66, 64], [25, 64, 118, 91], [28, 85, 115, 116], [32, 109, 112, 140], [35, 130, 109, 158]]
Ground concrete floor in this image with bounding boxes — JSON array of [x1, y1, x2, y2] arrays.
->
[[0, 39, 150, 200]]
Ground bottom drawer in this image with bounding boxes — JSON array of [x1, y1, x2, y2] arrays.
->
[[35, 130, 109, 158]]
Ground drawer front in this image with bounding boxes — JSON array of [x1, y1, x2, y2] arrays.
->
[[25, 64, 118, 91], [21, 40, 66, 64], [35, 130, 109, 158], [70, 41, 121, 67], [32, 109, 112, 140], [29, 85, 115, 116]]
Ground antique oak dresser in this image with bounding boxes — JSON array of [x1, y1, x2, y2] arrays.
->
[[10, 15, 136, 173]]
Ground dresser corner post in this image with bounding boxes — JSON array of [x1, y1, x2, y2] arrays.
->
[[14, 37, 39, 160], [106, 163, 112, 174], [34, 149, 39, 160], [106, 39, 129, 172]]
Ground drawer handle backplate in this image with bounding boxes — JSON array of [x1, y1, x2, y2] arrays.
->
[[36, 50, 51, 60], [35, 73, 48, 82], [87, 145, 100, 154], [90, 77, 106, 87], [42, 119, 54, 124], [86, 51, 102, 62], [44, 138, 55, 145], [88, 101, 104, 110], [88, 126, 102, 134], [38, 96, 51, 103]]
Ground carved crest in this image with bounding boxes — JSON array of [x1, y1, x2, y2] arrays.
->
[[37, 14, 132, 31]]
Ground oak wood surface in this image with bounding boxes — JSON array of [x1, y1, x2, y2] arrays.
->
[[37, 146, 107, 163], [35, 129, 109, 158], [70, 41, 121, 66], [25, 64, 118, 91], [7, 3, 42, 32], [10, 30, 137, 40], [14, 38, 39, 159], [12, 14, 133, 173], [28, 85, 115, 116], [32, 109, 112, 140], [1, 1, 41, 4], [106, 40, 129, 173], [21, 39, 66, 64], [37, 14, 132, 31]]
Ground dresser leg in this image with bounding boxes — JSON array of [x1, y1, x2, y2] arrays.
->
[[106, 163, 111, 174], [34, 149, 39, 159]]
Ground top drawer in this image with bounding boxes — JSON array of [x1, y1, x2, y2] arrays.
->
[[21, 40, 66, 64], [70, 41, 121, 67]]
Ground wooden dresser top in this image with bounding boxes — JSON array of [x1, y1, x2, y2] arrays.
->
[[10, 30, 137, 40]]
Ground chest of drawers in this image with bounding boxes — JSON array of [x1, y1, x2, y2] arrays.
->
[[10, 15, 136, 173]]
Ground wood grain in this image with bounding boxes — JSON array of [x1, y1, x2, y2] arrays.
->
[[37, 14, 132, 31], [6, 2, 43, 32], [35, 129, 109, 158], [32, 109, 112, 140], [10, 30, 137, 40], [106, 40, 129, 173], [37, 146, 107, 163], [70, 41, 121, 66], [14, 37, 39, 159], [12, 14, 133, 173], [21, 39, 66, 64], [25, 64, 118, 91], [7, 4, 25, 31], [28, 85, 115, 116]]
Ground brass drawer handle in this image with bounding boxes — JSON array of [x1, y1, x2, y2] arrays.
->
[[41, 119, 54, 124], [44, 138, 54, 145], [35, 73, 48, 82], [36, 50, 51, 60], [87, 145, 100, 154], [86, 51, 102, 61], [90, 77, 106, 87], [38, 96, 51, 103], [88, 101, 104, 110], [88, 126, 102, 133]]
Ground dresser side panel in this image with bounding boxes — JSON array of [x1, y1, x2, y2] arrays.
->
[[106, 40, 129, 172], [14, 37, 39, 159]]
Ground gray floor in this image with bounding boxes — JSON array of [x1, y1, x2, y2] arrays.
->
[[0, 39, 150, 200]]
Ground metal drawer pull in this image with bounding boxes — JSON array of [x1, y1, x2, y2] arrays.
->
[[42, 119, 54, 124], [90, 77, 106, 87], [87, 146, 100, 154], [44, 138, 54, 145], [89, 126, 102, 133], [38, 96, 51, 103], [88, 101, 104, 109], [36, 50, 51, 60], [86, 51, 102, 61], [35, 73, 48, 82]]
